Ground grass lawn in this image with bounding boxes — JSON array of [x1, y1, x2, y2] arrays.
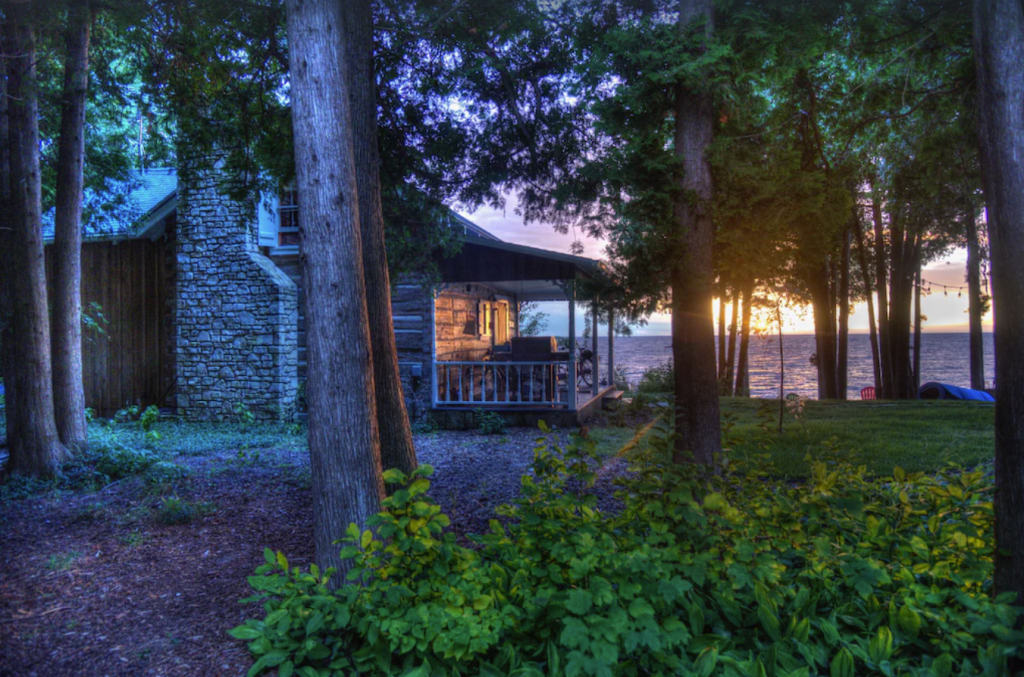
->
[[590, 396, 994, 477]]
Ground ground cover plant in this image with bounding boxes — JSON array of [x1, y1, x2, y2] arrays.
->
[[233, 425, 1020, 677]]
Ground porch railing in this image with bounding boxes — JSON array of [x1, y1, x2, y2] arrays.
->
[[433, 360, 575, 407]]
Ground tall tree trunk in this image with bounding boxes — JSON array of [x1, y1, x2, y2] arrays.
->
[[854, 211, 882, 391], [811, 263, 839, 399], [973, 0, 1024, 609], [0, 16, 16, 452], [670, 0, 721, 465], [717, 292, 726, 387], [913, 265, 922, 395], [965, 204, 987, 390], [3, 4, 70, 477], [725, 286, 738, 395], [286, 0, 384, 581], [836, 223, 851, 399], [871, 187, 893, 398], [342, 0, 417, 476], [734, 279, 753, 397], [888, 221, 918, 400], [51, 0, 92, 450]]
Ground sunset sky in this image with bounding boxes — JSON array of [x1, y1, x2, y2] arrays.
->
[[460, 197, 993, 337]]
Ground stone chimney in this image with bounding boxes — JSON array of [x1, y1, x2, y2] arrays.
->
[[174, 167, 298, 421]]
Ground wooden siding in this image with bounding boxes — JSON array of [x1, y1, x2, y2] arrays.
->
[[433, 283, 519, 362], [44, 239, 174, 416], [269, 255, 434, 380]]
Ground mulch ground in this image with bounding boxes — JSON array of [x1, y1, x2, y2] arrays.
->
[[0, 464, 313, 677], [0, 427, 629, 677]]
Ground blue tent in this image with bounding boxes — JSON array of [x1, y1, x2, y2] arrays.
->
[[918, 382, 994, 402]]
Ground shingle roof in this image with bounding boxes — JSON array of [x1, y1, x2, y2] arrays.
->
[[42, 167, 178, 241]]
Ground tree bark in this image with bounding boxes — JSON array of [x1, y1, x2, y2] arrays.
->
[[341, 0, 417, 476], [286, 0, 384, 581], [670, 0, 721, 465], [973, 0, 1024, 609], [3, 3, 70, 477], [888, 220, 918, 400], [725, 286, 738, 395], [717, 292, 726, 386], [811, 262, 839, 399], [871, 187, 893, 398], [853, 211, 882, 391], [836, 223, 851, 399], [51, 0, 92, 450], [0, 15, 16, 453], [965, 205, 987, 390], [913, 266, 922, 394], [734, 279, 753, 398]]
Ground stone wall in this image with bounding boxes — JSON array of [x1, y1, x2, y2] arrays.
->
[[175, 170, 299, 421]]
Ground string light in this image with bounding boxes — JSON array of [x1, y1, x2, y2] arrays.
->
[[921, 278, 967, 298]]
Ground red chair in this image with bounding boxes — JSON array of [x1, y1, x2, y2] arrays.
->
[[860, 386, 876, 400]]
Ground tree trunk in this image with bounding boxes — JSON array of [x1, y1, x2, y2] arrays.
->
[[734, 279, 753, 397], [965, 205, 987, 390], [342, 0, 417, 476], [973, 0, 1024, 609], [285, 0, 384, 581], [51, 0, 92, 450], [854, 212, 882, 391], [888, 221, 918, 400], [725, 286, 738, 395], [670, 0, 721, 465], [717, 292, 726, 386], [913, 266, 922, 395], [811, 262, 839, 399], [3, 4, 70, 478], [836, 223, 851, 399], [670, 0, 721, 464], [0, 16, 16, 454], [871, 187, 893, 398]]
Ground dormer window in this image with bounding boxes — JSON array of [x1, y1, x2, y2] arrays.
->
[[279, 188, 299, 246]]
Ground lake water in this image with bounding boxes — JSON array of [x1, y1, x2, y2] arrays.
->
[[591, 333, 995, 399]]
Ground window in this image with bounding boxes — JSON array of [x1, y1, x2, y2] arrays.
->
[[478, 301, 493, 337], [279, 188, 299, 247]]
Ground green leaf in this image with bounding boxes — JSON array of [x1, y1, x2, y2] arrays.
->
[[868, 626, 893, 664], [695, 647, 718, 677], [229, 625, 264, 640], [566, 589, 594, 616], [628, 598, 655, 620], [897, 605, 921, 638], [830, 648, 854, 677]]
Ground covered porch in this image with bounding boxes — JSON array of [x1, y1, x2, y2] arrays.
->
[[428, 238, 621, 428]]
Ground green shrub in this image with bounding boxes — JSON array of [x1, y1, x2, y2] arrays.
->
[[233, 426, 1021, 677], [637, 361, 673, 393], [139, 405, 160, 431], [144, 460, 188, 486], [157, 496, 213, 525], [475, 409, 507, 435]]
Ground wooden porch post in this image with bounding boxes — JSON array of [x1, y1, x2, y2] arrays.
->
[[591, 299, 600, 390], [568, 281, 577, 411], [608, 308, 615, 388], [429, 285, 437, 408]]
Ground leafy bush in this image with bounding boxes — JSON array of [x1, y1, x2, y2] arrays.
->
[[475, 409, 507, 435], [157, 496, 213, 525], [139, 405, 160, 431], [637, 361, 673, 393], [234, 426, 1021, 677], [144, 460, 189, 486]]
